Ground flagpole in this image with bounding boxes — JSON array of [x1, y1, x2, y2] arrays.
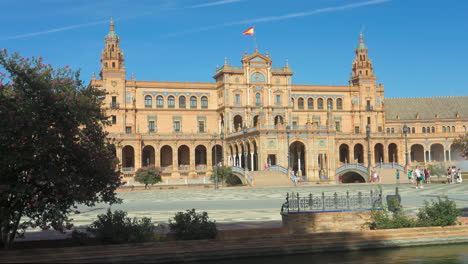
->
[[253, 26, 258, 51]]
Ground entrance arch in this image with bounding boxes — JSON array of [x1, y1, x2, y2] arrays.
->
[[388, 143, 398, 163], [122, 146, 135, 169], [431, 143, 444, 162], [374, 143, 384, 163], [341, 171, 366, 183], [290, 141, 306, 176], [178, 145, 190, 169], [142, 145, 155, 167], [160, 145, 173, 169], [339, 144, 349, 163], [233, 115, 243, 131], [253, 115, 259, 127], [211, 144, 222, 166], [354, 144, 364, 163], [410, 144, 424, 162], [195, 145, 207, 167]]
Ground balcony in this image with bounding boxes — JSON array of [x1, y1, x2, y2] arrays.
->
[[366, 105, 374, 111], [110, 102, 120, 109]]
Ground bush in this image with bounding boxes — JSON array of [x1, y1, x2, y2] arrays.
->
[[87, 209, 155, 244], [169, 209, 217, 240], [417, 197, 462, 227], [135, 166, 162, 189], [427, 163, 446, 178], [368, 199, 417, 230]]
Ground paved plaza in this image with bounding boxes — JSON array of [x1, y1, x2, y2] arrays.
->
[[71, 183, 468, 227]]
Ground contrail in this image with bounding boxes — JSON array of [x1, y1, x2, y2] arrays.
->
[[1, 19, 109, 40], [166, 0, 391, 37], [189, 0, 244, 8]]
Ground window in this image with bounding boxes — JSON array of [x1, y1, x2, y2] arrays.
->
[[148, 121, 155, 132], [156, 95, 164, 108], [174, 121, 181, 133], [190, 96, 197, 108], [317, 98, 324, 109], [112, 62, 116, 68], [250, 72, 265, 82], [355, 126, 360, 134], [307, 98, 313, 109], [201, 96, 208, 108], [292, 121, 298, 129], [125, 126, 132, 134], [378, 126, 382, 132], [111, 96, 118, 108], [235, 77, 239, 83], [298, 98, 304, 109], [335, 121, 341, 132], [255, 93, 261, 105], [179, 96, 186, 108], [452, 126, 456, 132], [144, 95, 152, 108], [126, 92, 131, 103], [422, 127, 426, 133], [198, 121, 205, 133], [327, 98, 333, 110], [291, 97, 294, 108], [168, 96, 175, 108], [442, 126, 446, 133], [387, 128, 390, 133], [111, 115, 116, 124], [431, 127, 435, 133], [367, 117, 371, 125], [235, 94, 241, 104], [336, 98, 343, 110], [276, 94, 281, 104], [411, 127, 415, 133], [391, 128, 395, 133]]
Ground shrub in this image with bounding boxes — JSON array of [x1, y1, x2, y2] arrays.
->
[[427, 163, 446, 178], [135, 166, 162, 189], [368, 205, 417, 230], [169, 209, 217, 240], [417, 197, 462, 227], [87, 209, 155, 244]]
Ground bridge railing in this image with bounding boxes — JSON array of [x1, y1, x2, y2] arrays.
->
[[231, 166, 253, 185], [335, 163, 368, 174], [374, 163, 405, 171], [267, 165, 304, 182]]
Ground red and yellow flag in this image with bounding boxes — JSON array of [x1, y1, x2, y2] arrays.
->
[[242, 27, 254, 35]]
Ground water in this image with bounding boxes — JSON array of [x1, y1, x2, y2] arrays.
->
[[201, 244, 468, 264]]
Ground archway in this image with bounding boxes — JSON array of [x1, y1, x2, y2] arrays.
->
[[410, 144, 424, 162], [225, 175, 243, 186], [290, 141, 306, 176], [341, 171, 366, 183], [374, 143, 384, 163], [160, 145, 173, 169], [234, 145, 240, 167], [178, 145, 190, 170], [253, 115, 259, 127], [142, 145, 155, 167], [233, 115, 243, 131], [122, 146, 135, 169], [274, 115, 284, 126], [431, 143, 444, 162], [388, 143, 398, 163], [253, 140, 258, 171], [246, 142, 252, 170], [195, 145, 207, 168], [212, 144, 222, 166], [339, 144, 349, 163], [354, 144, 364, 164]]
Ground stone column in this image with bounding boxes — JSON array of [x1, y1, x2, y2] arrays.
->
[[173, 146, 178, 171], [116, 147, 123, 168], [383, 144, 389, 163], [423, 150, 427, 163], [190, 146, 195, 172], [250, 152, 254, 171], [349, 146, 355, 164], [155, 145, 161, 168], [444, 149, 447, 162], [448, 150, 452, 161], [135, 144, 142, 171], [298, 152, 302, 176], [207, 145, 213, 169], [428, 150, 432, 162]]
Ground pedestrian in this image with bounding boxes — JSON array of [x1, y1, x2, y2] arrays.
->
[[456, 169, 463, 184], [373, 171, 378, 183], [396, 169, 400, 184], [408, 170, 413, 184], [415, 166, 423, 189], [447, 167, 452, 184], [426, 169, 431, 184]]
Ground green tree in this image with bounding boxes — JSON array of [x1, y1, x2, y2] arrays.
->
[[169, 209, 217, 240], [134, 166, 162, 189], [0, 51, 121, 248], [453, 133, 468, 160], [210, 166, 239, 186], [427, 163, 446, 178]]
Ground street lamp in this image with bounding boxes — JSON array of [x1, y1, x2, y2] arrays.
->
[[243, 124, 248, 176], [366, 124, 371, 178], [286, 125, 291, 173], [213, 133, 218, 190], [403, 124, 410, 174], [220, 131, 225, 166]]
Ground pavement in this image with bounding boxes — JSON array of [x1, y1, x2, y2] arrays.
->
[[16, 182, 468, 241]]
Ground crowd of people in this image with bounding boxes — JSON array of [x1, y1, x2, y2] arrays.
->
[[404, 166, 463, 188]]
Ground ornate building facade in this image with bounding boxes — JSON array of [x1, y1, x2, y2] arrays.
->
[[90, 20, 468, 184]]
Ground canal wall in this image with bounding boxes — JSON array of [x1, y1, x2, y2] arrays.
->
[[2, 223, 468, 263]]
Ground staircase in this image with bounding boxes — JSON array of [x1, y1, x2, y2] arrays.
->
[[252, 170, 295, 187], [373, 168, 400, 184]]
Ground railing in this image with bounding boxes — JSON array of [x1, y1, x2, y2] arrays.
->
[[366, 105, 374, 111], [335, 163, 368, 174], [122, 167, 134, 172], [161, 166, 173, 171], [374, 163, 405, 171], [231, 166, 252, 185], [195, 165, 207, 170], [110, 102, 120, 109], [267, 165, 297, 182], [178, 165, 190, 171], [281, 189, 383, 213]]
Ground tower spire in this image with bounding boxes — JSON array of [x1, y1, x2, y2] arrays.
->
[[110, 17, 115, 32], [350, 31, 375, 85]]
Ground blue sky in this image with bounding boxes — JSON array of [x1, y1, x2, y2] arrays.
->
[[1, 0, 467, 98]]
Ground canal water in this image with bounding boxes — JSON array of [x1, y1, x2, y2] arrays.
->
[[201, 243, 468, 264]]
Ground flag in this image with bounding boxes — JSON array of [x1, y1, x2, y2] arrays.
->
[[242, 27, 254, 36]]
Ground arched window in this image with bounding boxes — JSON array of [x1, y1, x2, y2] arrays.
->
[[307, 98, 314, 109], [391, 128, 395, 133], [179, 96, 186, 108], [336, 98, 343, 110], [427, 127, 430, 133], [190, 96, 197, 108], [422, 127, 426, 133], [387, 128, 390, 133], [201, 96, 208, 108], [291, 97, 294, 108], [156, 95, 164, 108], [411, 127, 415, 134], [431, 127, 435, 133], [251, 72, 265, 82], [112, 62, 116, 68], [255, 93, 261, 105], [327, 98, 333, 110], [168, 96, 175, 108], [452, 126, 456, 132], [298, 98, 304, 109], [442, 126, 446, 133], [144, 95, 152, 108], [235, 94, 241, 103], [317, 98, 324, 109]]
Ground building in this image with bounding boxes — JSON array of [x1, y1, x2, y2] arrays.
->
[[90, 20, 468, 184]]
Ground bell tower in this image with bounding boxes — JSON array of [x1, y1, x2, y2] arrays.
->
[[100, 18, 125, 79], [350, 33, 376, 86]]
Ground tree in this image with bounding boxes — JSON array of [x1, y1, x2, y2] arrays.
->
[[210, 166, 240, 186], [134, 166, 162, 189], [453, 133, 468, 160], [0, 51, 122, 248], [169, 209, 217, 240]]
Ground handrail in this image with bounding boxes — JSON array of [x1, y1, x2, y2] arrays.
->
[[231, 166, 252, 185], [335, 163, 368, 174]]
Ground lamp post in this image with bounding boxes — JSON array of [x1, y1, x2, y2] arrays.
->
[[220, 131, 225, 166], [286, 125, 291, 174], [213, 133, 218, 190], [403, 124, 409, 174], [243, 124, 248, 177], [366, 124, 371, 178]]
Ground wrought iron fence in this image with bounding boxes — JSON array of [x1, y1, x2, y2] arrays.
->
[[281, 189, 383, 213]]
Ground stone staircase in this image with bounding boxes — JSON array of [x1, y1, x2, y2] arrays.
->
[[373, 168, 400, 184], [252, 170, 295, 187]]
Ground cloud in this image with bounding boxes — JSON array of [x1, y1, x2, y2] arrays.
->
[[166, 0, 391, 37], [189, 0, 244, 8], [1, 20, 109, 40]]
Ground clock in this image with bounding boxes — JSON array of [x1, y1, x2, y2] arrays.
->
[[111, 81, 117, 87]]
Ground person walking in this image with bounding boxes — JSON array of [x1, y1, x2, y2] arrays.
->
[[447, 167, 452, 184], [396, 169, 401, 184], [408, 170, 414, 184], [415, 166, 423, 189], [456, 169, 463, 184], [426, 169, 431, 184]]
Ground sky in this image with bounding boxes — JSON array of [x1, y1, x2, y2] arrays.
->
[[1, 0, 467, 98]]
